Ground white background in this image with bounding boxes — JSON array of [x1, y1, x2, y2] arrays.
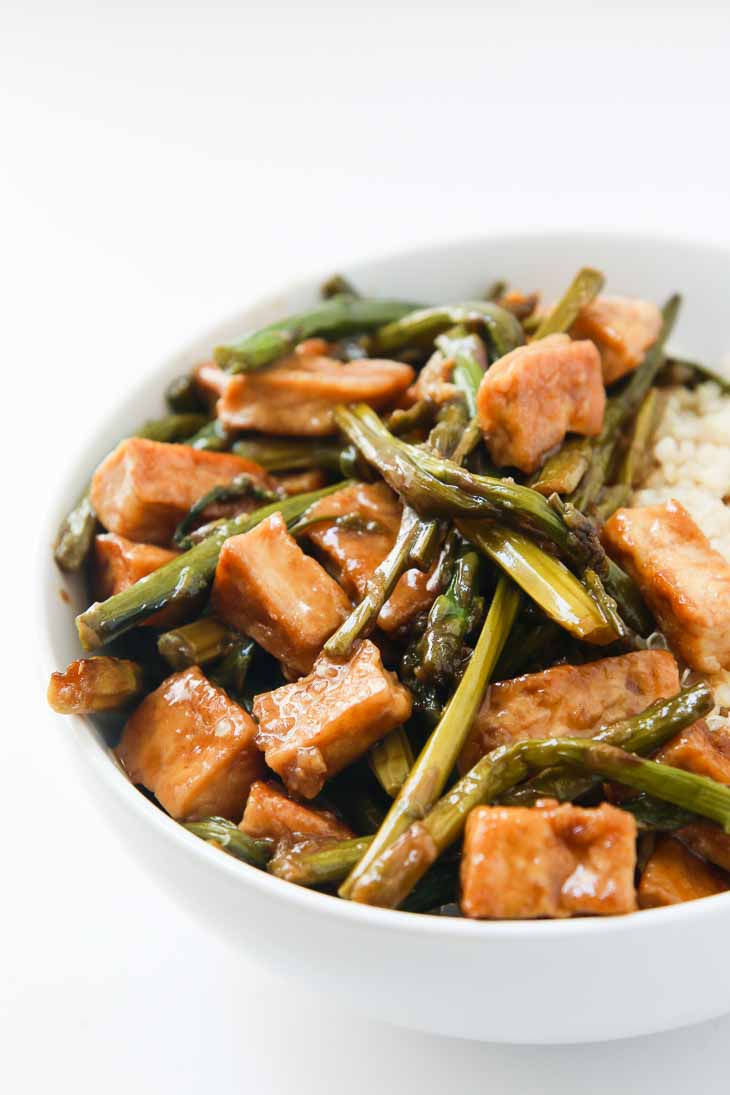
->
[[3, 1, 730, 1090]]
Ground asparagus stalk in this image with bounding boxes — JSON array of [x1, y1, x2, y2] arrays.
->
[[215, 296, 420, 373], [173, 474, 282, 548], [269, 835, 372, 885], [324, 405, 465, 658], [435, 326, 488, 462], [501, 680, 713, 806], [76, 481, 353, 650], [184, 817, 273, 868], [616, 387, 662, 489], [532, 267, 605, 340], [165, 374, 207, 414], [47, 656, 145, 714], [370, 727, 415, 798], [415, 547, 481, 684], [158, 617, 233, 669], [370, 301, 524, 361], [340, 576, 520, 900], [320, 273, 360, 299], [232, 437, 344, 472], [350, 683, 713, 908], [530, 438, 591, 497], [569, 296, 680, 512], [186, 418, 232, 452], [618, 795, 702, 832], [458, 520, 617, 644], [209, 636, 256, 700], [53, 412, 210, 572], [385, 400, 436, 437]]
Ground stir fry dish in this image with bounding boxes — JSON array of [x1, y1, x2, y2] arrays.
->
[[48, 269, 730, 919]]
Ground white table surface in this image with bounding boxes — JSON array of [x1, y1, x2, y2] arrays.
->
[[3, 2, 730, 1090]]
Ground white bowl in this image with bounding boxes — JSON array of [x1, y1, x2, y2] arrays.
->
[[42, 232, 730, 1045]]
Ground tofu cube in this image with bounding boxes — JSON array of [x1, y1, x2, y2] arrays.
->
[[211, 511, 351, 678], [93, 532, 179, 626], [603, 500, 730, 672], [571, 295, 662, 384], [461, 801, 637, 919], [240, 780, 353, 842], [638, 836, 729, 908], [253, 639, 412, 798], [117, 667, 264, 820], [91, 437, 272, 545]]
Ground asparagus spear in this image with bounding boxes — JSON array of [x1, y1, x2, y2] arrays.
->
[[415, 547, 481, 685], [324, 405, 465, 658], [184, 817, 273, 868], [158, 617, 233, 669], [172, 474, 283, 548], [186, 418, 232, 452], [434, 326, 488, 462], [215, 296, 420, 373], [618, 795, 702, 832], [47, 656, 145, 714], [165, 374, 207, 413], [232, 437, 344, 472], [370, 301, 524, 361], [209, 636, 256, 700], [501, 681, 713, 806], [269, 835, 372, 885], [350, 682, 713, 908], [320, 274, 360, 299], [370, 727, 415, 798], [458, 521, 617, 644], [616, 387, 662, 489], [53, 412, 210, 572], [532, 267, 605, 340], [530, 438, 591, 497], [76, 481, 352, 650], [569, 296, 680, 512], [340, 576, 520, 900]]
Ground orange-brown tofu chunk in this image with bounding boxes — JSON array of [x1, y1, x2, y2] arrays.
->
[[460, 801, 637, 919], [117, 667, 263, 821], [677, 824, 730, 873], [656, 720, 730, 785], [211, 511, 351, 679], [218, 344, 415, 436], [638, 836, 729, 908], [91, 437, 272, 546], [571, 295, 662, 384], [305, 483, 436, 634], [253, 640, 412, 798], [93, 533, 179, 626], [240, 781, 353, 842], [476, 334, 605, 473], [603, 500, 730, 673], [460, 650, 680, 772]]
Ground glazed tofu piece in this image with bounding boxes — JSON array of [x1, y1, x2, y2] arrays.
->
[[271, 468, 329, 496], [91, 437, 273, 546], [656, 720, 730, 785], [407, 352, 458, 406], [677, 824, 730, 873], [211, 511, 351, 678], [459, 650, 680, 772], [93, 533, 179, 626], [304, 482, 436, 634], [253, 640, 412, 798], [117, 667, 263, 820], [217, 343, 415, 436], [571, 295, 662, 384], [460, 801, 637, 919], [638, 836, 729, 908], [476, 334, 605, 473], [240, 781, 354, 842], [603, 500, 730, 672]]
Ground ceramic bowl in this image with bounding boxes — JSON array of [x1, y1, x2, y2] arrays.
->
[[42, 232, 730, 1044]]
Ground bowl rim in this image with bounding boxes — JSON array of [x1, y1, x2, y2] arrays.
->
[[41, 228, 730, 941]]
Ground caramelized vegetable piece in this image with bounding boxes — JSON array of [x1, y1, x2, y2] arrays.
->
[[211, 511, 351, 678], [571, 295, 663, 384], [117, 667, 263, 821], [638, 835, 730, 908], [218, 345, 415, 436], [240, 780, 354, 842], [459, 650, 680, 771], [603, 500, 730, 672], [476, 334, 605, 473], [91, 438, 273, 546], [253, 640, 412, 799], [460, 801, 637, 919], [304, 482, 437, 634], [93, 533, 179, 627], [656, 721, 730, 785], [47, 656, 145, 714]]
